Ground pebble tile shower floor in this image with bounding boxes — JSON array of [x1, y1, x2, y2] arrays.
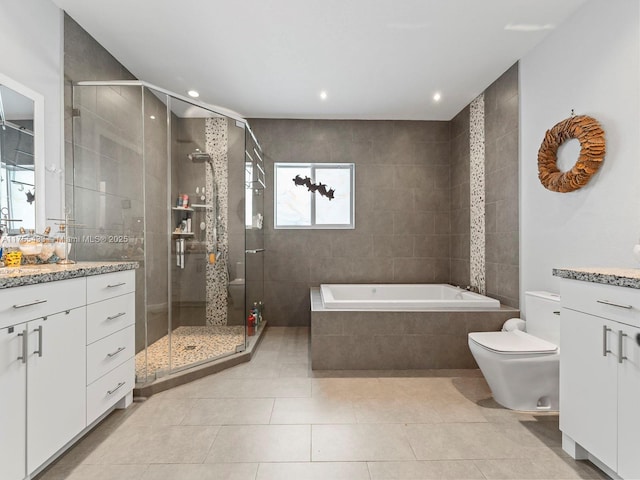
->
[[39, 327, 606, 480], [135, 326, 245, 381]]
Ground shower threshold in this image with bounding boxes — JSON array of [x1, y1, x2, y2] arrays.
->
[[134, 322, 267, 397]]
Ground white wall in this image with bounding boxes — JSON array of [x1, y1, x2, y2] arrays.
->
[[0, 0, 63, 224], [520, 0, 640, 310]]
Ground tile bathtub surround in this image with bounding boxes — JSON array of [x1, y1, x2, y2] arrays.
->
[[249, 119, 452, 326], [36, 327, 606, 480], [484, 63, 519, 308], [310, 290, 519, 370], [450, 106, 471, 288], [0, 261, 137, 288]]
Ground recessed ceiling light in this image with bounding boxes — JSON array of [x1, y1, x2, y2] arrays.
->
[[320, 90, 328, 100], [504, 23, 555, 32], [187, 90, 200, 98], [149, 115, 156, 120], [433, 92, 442, 102]]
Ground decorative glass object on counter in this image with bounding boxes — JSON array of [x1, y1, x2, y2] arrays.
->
[[53, 224, 73, 263], [18, 229, 43, 263]]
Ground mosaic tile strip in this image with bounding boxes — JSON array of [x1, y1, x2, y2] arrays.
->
[[205, 117, 229, 325], [470, 94, 486, 295]]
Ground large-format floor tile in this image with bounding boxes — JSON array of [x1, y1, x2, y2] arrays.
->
[[406, 423, 541, 460], [181, 398, 274, 425], [256, 461, 370, 480], [85, 425, 220, 464], [425, 397, 489, 423], [141, 463, 258, 480], [474, 457, 607, 479], [162, 377, 312, 399], [206, 425, 311, 463], [121, 397, 197, 426], [312, 378, 397, 400], [312, 424, 415, 461], [270, 397, 357, 424], [41, 326, 606, 480], [368, 460, 485, 479], [354, 398, 442, 424], [37, 464, 148, 480]]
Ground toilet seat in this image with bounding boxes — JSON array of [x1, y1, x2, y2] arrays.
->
[[468, 330, 558, 355]]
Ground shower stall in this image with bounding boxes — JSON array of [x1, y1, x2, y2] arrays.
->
[[68, 81, 265, 385]]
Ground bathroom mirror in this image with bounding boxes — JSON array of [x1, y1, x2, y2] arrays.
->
[[0, 73, 45, 234]]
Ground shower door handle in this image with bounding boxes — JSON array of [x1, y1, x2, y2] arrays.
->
[[245, 249, 265, 254]]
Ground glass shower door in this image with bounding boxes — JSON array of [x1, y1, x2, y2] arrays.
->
[[244, 128, 265, 341]]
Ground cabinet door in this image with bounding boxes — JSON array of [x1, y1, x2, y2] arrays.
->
[[560, 308, 618, 471], [0, 324, 28, 480], [27, 308, 86, 473], [617, 322, 640, 479]]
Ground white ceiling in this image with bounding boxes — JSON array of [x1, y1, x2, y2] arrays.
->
[[52, 0, 587, 120]]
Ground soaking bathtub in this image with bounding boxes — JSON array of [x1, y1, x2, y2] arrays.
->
[[310, 284, 518, 370], [320, 283, 500, 310]]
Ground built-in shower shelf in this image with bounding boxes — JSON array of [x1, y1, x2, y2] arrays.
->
[[172, 206, 194, 212], [172, 232, 194, 237]]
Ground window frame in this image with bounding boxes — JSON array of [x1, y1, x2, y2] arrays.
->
[[274, 162, 355, 230]]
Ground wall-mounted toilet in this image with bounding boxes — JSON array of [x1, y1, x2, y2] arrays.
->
[[468, 291, 560, 411]]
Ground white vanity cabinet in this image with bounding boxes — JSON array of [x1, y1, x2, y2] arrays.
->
[[27, 307, 87, 472], [85, 271, 135, 426], [559, 278, 640, 479], [0, 266, 136, 480]]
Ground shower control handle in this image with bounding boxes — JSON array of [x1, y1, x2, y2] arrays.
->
[[603, 325, 612, 357]]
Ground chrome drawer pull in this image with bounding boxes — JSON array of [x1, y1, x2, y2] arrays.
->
[[619, 331, 628, 364], [107, 282, 126, 288], [33, 325, 43, 357], [13, 299, 47, 309], [245, 248, 265, 254], [597, 299, 633, 310], [107, 346, 126, 358], [107, 381, 126, 395], [17, 329, 27, 363], [106, 312, 126, 321], [603, 325, 612, 357]]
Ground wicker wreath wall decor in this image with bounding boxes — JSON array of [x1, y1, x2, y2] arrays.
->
[[537, 114, 606, 193]]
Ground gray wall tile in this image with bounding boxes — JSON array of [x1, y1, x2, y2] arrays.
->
[[484, 63, 519, 308], [250, 119, 451, 326]]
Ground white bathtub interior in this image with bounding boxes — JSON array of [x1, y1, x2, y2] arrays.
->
[[319, 283, 501, 310]]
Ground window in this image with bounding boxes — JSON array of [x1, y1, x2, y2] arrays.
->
[[274, 163, 355, 229]]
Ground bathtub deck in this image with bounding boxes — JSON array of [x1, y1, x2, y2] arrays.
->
[[310, 288, 519, 370]]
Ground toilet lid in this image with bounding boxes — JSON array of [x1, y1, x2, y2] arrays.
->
[[469, 330, 558, 354]]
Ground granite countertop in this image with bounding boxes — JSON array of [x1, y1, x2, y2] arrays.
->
[[553, 267, 640, 289], [0, 261, 138, 289]]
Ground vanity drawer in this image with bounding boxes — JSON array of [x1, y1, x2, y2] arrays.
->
[[87, 325, 134, 385], [86, 357, 134, 426], [87, 270, 135, 305], [86, 292, 135, 345], [561, 278, 640, 328], [0, 278, 86, 329]]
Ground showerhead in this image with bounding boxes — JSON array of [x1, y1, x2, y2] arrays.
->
[[188, 150, 212, 163]]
